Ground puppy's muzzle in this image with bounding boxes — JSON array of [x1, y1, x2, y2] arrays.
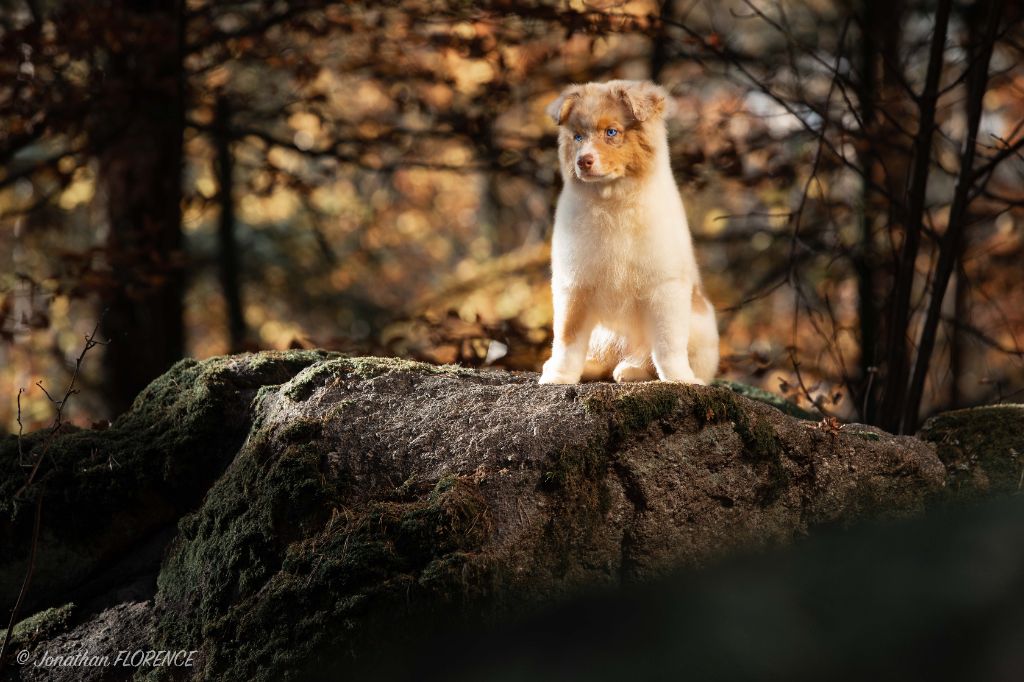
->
[[577, 154, 595, 171]]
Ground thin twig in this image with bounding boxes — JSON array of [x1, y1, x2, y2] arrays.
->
[[0, 316, 107, 671], [0, 493, 43, 671], [14, 316, 108, 499], [16, 388, 25, 467], [788, 348, 829, 417]]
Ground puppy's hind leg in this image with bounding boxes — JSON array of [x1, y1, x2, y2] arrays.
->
[[582, 358, 614, 381], [613, 356, 655, 383], [581, 324, 619, 381], [612, 330, 655, 383]]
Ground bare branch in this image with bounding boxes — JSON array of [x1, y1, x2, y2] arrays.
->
[[903, 0, 1006, 432]]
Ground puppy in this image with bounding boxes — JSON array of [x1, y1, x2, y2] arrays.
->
[[539, 80, 718, 385]]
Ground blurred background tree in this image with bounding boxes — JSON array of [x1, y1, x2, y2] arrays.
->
[[2, 0, 1022, 433]]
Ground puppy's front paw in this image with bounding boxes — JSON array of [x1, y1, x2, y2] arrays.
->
[[539, 370, 581, 385], [657, 368, 705, 385], [539, 360, 582, 385]]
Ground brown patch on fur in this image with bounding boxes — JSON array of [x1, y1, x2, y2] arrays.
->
[[614, 120, 655, 179], [547, 84, 585, 125], [692, 284, 710, 314], [553, 95, 579, 124]]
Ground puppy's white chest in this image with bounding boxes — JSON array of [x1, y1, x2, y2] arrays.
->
[[568, 203, 653, 278]]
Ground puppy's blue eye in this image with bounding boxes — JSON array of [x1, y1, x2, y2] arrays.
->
[[606, 128, 618, 137], [573, 133, 583, 142]]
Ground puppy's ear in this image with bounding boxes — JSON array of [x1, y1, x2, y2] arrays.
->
[[617, 81, 670, 122], [546, 85, 583, 125]]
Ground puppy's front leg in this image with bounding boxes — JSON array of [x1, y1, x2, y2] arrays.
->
[[648, 279, 703, 385], [540, 287, 596, 384]]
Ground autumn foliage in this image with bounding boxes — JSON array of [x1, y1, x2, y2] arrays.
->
[[2, 0, 1023, 433]]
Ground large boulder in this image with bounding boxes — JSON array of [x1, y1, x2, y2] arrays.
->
[[149, 356, 942, 680], [1, 353, 946, 680], [919, 404, 1024, 501]]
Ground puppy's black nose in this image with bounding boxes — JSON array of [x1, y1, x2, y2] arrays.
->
[[577, 154, 594, 170]]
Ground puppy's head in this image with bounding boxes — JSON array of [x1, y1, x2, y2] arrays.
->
[[547, 80, 669, 184]]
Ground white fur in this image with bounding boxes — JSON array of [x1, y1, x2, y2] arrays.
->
[[539, 82, 719, 385]]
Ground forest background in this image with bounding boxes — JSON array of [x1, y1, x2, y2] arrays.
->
[[2, 0, 1023, 436]]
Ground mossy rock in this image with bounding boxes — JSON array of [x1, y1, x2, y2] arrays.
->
[[9, 602, 75, 649], [918, 404, 1024, 501], [0, 349, 340, 617], [140, 358, 942, 680], [3, 354, 947, 680]]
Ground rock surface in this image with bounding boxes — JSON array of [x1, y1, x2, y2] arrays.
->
[[919, 404, 1024, 501], [1, 352, 948, 680]]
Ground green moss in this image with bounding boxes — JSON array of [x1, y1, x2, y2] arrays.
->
[[150, 419, 494, 681], [919, 404, 1024, 502], [152, 443, 333, 678], [278, 418, 323, 444], [283, 360, 350, 401], [245, 349, 342, 376], [283, 356, 475, 402], [582, 383, 681, 440], [419, 551, 475, 588], [693, 388, 782, 458], [693, 386, 788, 503], [428, 474, 459, 502], [844, 429, 882, 442], [713, 379, 818, 420], [325, 399, 357, 421], [344, 355, 476, 379], [395, 477, 492, 561], [611, 385, 681, 436], [0, 351, 331, 616], [538, 435, 614, 576], [10, 602, 75, 646]]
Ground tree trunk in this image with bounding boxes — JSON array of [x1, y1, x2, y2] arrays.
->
[[878, 0, 952, 433], [856, 0, 909, 427], [215, 95, 247, 353], [96, 0, 186, 416], [649, 0, 674, 82], [948, 262, 968, 410]]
